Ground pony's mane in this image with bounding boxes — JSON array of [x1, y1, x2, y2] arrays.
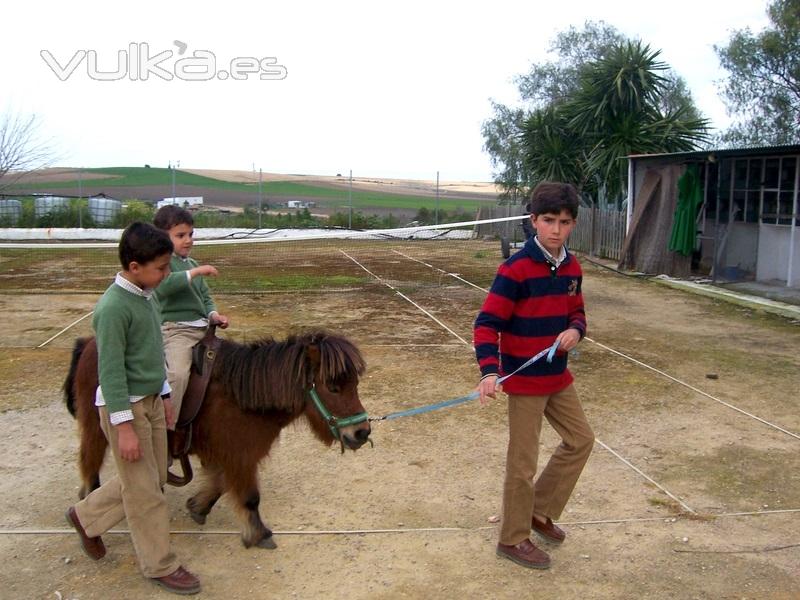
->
[[214, 330, 366, 413]]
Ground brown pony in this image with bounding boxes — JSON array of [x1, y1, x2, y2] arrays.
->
[[64, 330, 371, 549]]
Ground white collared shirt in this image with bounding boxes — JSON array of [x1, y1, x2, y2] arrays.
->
[[534, 236, 567, 268], [114, 271, 153, 299]]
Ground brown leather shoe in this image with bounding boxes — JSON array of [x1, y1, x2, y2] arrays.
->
[[532, 515, 566, 544], [152, 566, 201, 595], [496, 538, 551, 569], [65, 506, 106, 560]]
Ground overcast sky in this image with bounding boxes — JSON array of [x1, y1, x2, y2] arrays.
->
[[2, 1, 770, 182]]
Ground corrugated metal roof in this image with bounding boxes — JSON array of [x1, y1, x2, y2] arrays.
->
[[627, 143, 800, 160]]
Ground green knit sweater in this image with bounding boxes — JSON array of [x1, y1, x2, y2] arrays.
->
[[93, 283, 167, 415], [154, 255, 217, 323]]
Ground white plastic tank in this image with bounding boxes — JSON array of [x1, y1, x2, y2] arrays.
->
[[88, 196, 121, 225], [0, 199, 22, 225], [34, 195, 69, 218]]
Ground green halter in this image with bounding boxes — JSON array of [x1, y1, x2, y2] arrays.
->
[[308, 385, 369, 439]]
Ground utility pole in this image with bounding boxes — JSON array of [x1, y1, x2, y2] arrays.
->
[[348, 169, 353, 229], [171, 160, 180, 201], [258, 168, 263, 229], [435, 171, 440, 225], [77, 168, 83, 228]]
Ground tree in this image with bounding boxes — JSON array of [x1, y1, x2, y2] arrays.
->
[[659, 71, 704, 121], [481, 101, 528, 201], [0, 109, 55, 191], [482, 22, 623, 200], [514, 21, 626, 107], [715, 0, 800, 145], [483, 22, 708, 205], [111, 200, 154, 227], [565, 41, 709, 202], [521, 106, 587, 189]]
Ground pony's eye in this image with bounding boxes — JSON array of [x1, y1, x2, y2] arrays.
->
[[327, 383, 341, 394]]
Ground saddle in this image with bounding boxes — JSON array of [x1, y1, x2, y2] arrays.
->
[[166, 324, 222, 487]]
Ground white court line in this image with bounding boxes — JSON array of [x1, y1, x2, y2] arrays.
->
[[586, 338, 800, 442], [36, 311, 94, 349], [362, 344, 464, 348], [392, 251, 800, 514], [387, 250, 709, 512], [339, 249, 470, 346], [354, 248, 694, 513], [4, 508, 799, 536], [392, 249, 487, 293], [2, 345, 47, 349], [595, 440, 695, 513], [395, 251, 800, 442], [2, 526, 490, 536]]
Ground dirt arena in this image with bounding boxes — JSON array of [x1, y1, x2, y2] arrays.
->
[[0, 241, 798, 600]]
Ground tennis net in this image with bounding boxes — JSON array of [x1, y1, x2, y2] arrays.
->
[[0, 215, 529, 294]]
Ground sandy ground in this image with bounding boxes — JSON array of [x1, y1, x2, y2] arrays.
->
[[0, 252, 798, 600]]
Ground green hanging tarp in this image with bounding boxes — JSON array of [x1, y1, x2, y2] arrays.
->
[[668, 164, 703, 256]]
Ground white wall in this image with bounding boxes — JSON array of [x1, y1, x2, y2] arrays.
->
[[726, 223, 759, 273], [697, 221, 759, 276], [757, 224, 800, 286]]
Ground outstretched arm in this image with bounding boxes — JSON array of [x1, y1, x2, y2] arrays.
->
[[190, 264, 218, 279]]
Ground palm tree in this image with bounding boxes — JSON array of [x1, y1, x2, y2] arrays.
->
[[521, 106, 587, 189], [567, 41, 710, 202], [521, 41, 709, 206]]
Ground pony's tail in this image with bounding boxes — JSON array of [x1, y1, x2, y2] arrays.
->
[[64, 337, 89, 418]]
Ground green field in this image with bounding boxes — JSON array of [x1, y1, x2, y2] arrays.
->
[[8, 167, 496, 212]]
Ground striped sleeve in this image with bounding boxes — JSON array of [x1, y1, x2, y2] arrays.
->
[[567, 270, 587, 338], [474, 265, 519, 377]]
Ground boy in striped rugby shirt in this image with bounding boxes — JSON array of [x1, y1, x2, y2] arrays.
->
[[474, 181, 594, 570]]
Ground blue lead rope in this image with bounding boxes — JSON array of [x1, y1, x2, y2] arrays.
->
[[375, 390, 481, 420], [371, 340, 561, 422]]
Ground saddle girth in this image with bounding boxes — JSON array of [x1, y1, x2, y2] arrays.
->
[[167, 324, 221, 487], [179, 324, 221, 429]]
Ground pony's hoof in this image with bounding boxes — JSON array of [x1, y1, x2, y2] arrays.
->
[[186, 498, 208, 525], [255, 535, 277, 549], [188, 510, 207, 525]]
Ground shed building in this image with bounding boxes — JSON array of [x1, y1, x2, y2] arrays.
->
[[622, 145, 800, 288]]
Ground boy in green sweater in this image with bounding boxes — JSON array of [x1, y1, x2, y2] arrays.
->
[[65, 222, 201, 595], [153, 205, 229, 429]]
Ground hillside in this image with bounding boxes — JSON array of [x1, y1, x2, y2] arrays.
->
[[1, 167, 501, 217]]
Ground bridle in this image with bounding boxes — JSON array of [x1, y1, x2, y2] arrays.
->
[[308, 384, 369, 441]]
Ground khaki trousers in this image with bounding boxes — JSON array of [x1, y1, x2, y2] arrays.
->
[[161, 324, 207, 427], [74, 395, 178, 578], [500, 384, 595, 545]]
